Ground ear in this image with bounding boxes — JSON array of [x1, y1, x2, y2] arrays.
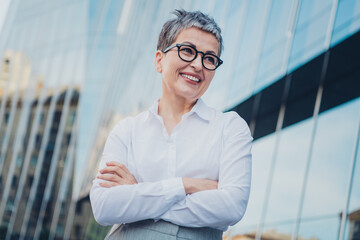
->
[[154, 50, 164, 73]]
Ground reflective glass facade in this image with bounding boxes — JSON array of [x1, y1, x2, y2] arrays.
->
[[0, 0, 359, 239]]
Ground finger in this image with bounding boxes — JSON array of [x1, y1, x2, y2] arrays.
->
[[100, 166, 128, 178], [97, 173, 121, 183], [104, 162, 130, 175], [99, 169, 137, 186], [98, 172, 135, 184], [100, 162, 137, 185], [99, 181, 119, 188], [106, 162, 132, 175], [124, 174, 137, 184], [98, 174, 134, 186]]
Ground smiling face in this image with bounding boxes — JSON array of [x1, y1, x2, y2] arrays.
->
[[155, 27, 220, 103]]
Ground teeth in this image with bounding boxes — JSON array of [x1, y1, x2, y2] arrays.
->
[[182, 74, 200, 82]]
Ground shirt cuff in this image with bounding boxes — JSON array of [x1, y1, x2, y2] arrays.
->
[[161, 177, 186, 204]]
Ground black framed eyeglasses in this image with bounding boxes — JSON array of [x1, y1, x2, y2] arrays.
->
[[163, 44, 223, 71]]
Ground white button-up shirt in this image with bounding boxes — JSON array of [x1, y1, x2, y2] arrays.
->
[[90, 99, 252, 231]]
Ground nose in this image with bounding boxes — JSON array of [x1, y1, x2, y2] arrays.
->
[[190, 54, 203, 71]]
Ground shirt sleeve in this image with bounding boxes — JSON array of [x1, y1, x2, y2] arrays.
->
[[157, 112, 252, 230], [90, 118, 186, 226]]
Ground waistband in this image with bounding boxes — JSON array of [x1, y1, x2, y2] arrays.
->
[[107, 219, 223, 240]]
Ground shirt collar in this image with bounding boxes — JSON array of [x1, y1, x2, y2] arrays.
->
[[189, 98, 211, 122], [147, 98, 211, 122], [146, 99, 159, 122]]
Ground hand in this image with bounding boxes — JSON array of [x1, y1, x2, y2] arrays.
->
[[182, 177, 218, 195], [97, 161, 137, 188]]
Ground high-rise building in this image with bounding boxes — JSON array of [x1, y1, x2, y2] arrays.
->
[[0, 0, 359, 239], [0, 71, 80, 239]]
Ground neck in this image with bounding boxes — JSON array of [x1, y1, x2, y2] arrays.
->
[[158, 93, 197, 121]]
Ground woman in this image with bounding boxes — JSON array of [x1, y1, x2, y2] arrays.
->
[[90, 9, 252, 240]]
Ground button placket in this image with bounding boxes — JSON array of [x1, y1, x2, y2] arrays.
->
[[168, 133, 176, 177]]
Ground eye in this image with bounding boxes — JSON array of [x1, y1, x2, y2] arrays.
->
[[203, 55, 217, 65], [180, 46, 195, 56]]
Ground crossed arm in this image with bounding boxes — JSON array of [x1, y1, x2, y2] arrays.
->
[[97, 161, 218, 194], [91, 161, 223, 226], [90, 114, 252, 230]]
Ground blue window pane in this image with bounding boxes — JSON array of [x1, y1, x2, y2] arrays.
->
[[227, 0, 271, 107], [296, 0, 332, 27], [298, 217, 339, 239], [331, 0, 360, 46], [255, 0, 297, 92], [265, 119, 313, 223], [255, 40, 286, 91], [346, 107, 360, 239], [227, 63, 256, 108], [301, 99, 360, 218], [262, 0, 296, 50], [236, 0, 270, 66], [206, 0, 247, 109], [234, 134, 276, 230], [349, 124, 360, 212], [288, 1, 334, 72]]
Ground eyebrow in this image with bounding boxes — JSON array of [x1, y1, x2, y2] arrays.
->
[[181, 41, 218, 55]]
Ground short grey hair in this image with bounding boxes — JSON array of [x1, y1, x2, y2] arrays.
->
[[157, 9, 223, 56]]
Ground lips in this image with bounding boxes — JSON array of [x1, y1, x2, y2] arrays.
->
[[181, 73, 201, 83]]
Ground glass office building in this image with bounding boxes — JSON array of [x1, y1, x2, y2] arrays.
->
[[0, 0, 359, 239]]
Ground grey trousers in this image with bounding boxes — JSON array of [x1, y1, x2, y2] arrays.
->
[[105, 220, 223, 240]]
